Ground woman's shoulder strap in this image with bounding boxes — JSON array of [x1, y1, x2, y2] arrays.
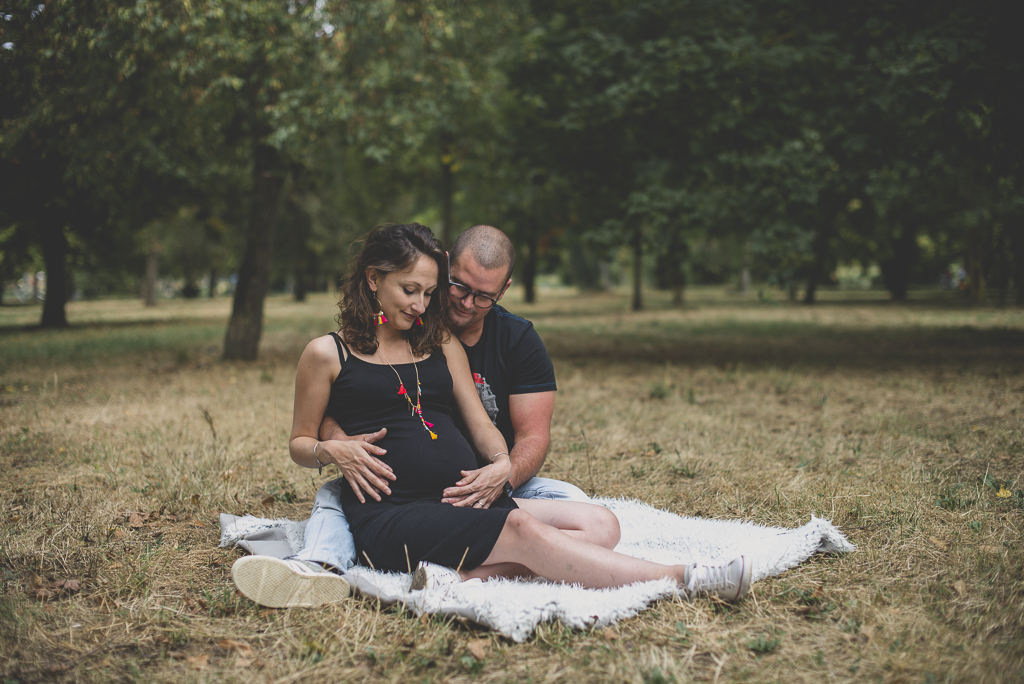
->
[[328, 332, 350, 365]]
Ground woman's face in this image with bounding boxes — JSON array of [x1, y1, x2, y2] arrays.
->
[[367, 254, 439, 331]]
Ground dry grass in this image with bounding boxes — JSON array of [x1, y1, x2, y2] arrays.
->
[[1, 287, 1022, 683]]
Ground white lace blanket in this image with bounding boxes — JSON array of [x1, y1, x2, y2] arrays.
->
[[219, 497, 855, 642]]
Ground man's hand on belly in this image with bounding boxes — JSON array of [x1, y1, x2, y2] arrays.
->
[[319, 428, 396, 503], [441, 460, 510, 509]]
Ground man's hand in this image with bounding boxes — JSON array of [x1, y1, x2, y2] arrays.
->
[[318, 428, 396, 504], [442, 457, 511, 508]]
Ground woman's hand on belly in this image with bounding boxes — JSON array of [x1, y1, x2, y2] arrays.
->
[[441, 458, 512, 509], [320, 430, 397, 503]]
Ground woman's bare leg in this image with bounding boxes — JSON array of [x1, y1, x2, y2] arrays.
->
[[512, 499, 621, 548], [464, 509, 685, 588], [461, 501, 619, 581]]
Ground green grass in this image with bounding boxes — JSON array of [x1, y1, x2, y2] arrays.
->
[[1, 286, 1023, 683]]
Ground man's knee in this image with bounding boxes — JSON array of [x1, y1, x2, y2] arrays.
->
[[312, 478, 347, 512], [514, 477, 590, 502]]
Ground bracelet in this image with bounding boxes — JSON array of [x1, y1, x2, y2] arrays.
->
[[492, 451, 509, 462], [313, 442, 325, 476]]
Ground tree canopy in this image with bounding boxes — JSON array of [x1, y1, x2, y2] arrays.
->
[[2, 0, 1020, 346]]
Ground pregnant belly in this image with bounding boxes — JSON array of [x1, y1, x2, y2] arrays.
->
[[376, 432, 478, 503]]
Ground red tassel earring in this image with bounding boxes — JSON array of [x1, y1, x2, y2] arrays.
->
[[372, 295, 387, 326], [415, 315, 424, 326]]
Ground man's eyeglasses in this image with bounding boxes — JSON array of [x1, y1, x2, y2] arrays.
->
[[448, 281, 500, 309], [446, 253, 501, 309]]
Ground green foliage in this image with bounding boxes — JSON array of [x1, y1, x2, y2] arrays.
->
[[2, 0, 1022, 327]]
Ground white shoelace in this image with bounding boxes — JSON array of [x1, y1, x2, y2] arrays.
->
[[686, 562, 734, 594]]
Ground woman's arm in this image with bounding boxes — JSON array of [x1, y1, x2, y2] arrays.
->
[[289, 336, 396, 503], [440, 338, 512, 508]]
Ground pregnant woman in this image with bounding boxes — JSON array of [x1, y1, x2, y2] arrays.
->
[[232, 223, 750, 607]]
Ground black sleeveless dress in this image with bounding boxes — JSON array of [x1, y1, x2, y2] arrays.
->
[[325, 334, 517, 573]]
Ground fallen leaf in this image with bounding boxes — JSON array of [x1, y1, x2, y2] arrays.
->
[[261, 495, 276, 508], [187, 654, 209, 670], [218, 639, 254, 658], [46, 662, 69, 673], [996, 485, 1012, 498], [953, 580, 966, 597], [167, 651, 186, 660], [467, 639, 488, 660], [109, 562, 123, 570], [113, 529, 126, 539], [191, 494, 200, 505], [8, 515, 22, 523], [34, 588, 53, 601], [859, 624, 875, 646], [128, 512, 144, 529], [42, 603, 56, 613], [99, 658, 112, 667], [603, 627, 620, 640], [188, 520, 206, 528], [929, 536, 948, 551], [64, 579, 80, 592], [979, 545, 1003, 554], [234, 655, 252, 668]]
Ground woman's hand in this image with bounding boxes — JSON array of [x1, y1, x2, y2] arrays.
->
[[319, 429, 396, 504], [442, 455, 512, 508]]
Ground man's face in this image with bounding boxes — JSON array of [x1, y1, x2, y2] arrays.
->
[[447, 252, 510, 330]]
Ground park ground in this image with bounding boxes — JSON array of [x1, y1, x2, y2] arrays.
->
[[1, 286, 1022, 683]]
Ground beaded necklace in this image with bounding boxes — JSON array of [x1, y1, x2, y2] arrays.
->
[[377, 342, 438, 440]]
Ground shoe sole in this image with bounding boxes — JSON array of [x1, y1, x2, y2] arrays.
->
[[731, 555, 753, 602], [410, 563, 429, 591], [231, 556, 349, 608]]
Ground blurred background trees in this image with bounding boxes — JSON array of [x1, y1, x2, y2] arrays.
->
[[2, 0, 1020, 352]]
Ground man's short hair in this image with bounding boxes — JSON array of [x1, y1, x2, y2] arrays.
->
[[450, 225, 515, 282]]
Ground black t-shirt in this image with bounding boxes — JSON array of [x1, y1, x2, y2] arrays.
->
[[455, 305, 557, 456]]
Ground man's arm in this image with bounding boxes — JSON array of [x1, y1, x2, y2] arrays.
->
[[506, 391, 554, 489], [442, 390, 553, 505], [317, 414, 394, 502]]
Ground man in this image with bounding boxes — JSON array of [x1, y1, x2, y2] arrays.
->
[[233, 226, 588, 607]]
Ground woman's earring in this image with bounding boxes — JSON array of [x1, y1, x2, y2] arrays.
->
[[415, 315, 423, 326], [372, 295, 387, 326]]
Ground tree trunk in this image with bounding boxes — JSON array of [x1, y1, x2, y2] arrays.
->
[[223, 144, 287, 361], [992, 224, 1011, 307], [439, 154, 455, 247], [803, 220, 835, 305], [967, 226, 987, 306], [631, 222, 643, 311], [1011, 217, 1024, 306], [293, 266, 307, 302], [523, 233, 537, 304], [669, 230, 688, 307], [40, 222, 69, 328], [143, 245, 159, 307], [208, 268, 218, 298], [880, 224, 919, 301]]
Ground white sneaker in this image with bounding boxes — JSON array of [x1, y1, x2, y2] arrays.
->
[[231, 556, 349, 608], [410, 561, 462, 591], [684, 556, 752, 602]]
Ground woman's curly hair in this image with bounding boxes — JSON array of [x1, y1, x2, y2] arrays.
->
[[336, 223, 450, 357]]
